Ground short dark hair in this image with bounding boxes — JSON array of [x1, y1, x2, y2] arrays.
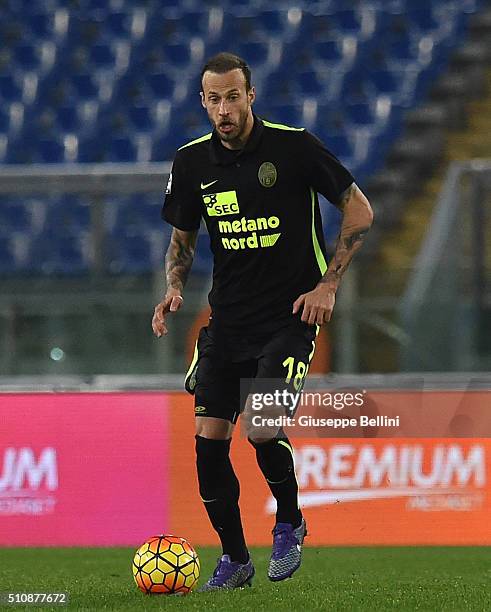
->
[[201, 52, 252, 91]]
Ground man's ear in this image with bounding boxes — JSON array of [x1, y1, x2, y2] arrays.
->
[[200, 91, 206, 108], [248, 86, 256, 105]]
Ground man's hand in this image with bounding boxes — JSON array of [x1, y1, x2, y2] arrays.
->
[[152, 290, 183, 337], [292, 285, 336, 326]]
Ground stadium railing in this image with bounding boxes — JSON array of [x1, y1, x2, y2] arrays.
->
[[400, 159, 491, 371], [0, 162, 401, 376]]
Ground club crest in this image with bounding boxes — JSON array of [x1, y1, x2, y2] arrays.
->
[[258, 162, 277, 188]]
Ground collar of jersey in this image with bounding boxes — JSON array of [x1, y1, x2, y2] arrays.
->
[[210, 114, 264, 166]]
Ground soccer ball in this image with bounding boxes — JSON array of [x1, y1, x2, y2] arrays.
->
[[132, 534, 200, 595]]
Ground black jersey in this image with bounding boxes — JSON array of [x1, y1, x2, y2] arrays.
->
[[162, 115, 354, 334]]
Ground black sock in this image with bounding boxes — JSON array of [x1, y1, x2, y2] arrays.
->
[[250, 434, 302, 528], [195, 435, 249, 564]]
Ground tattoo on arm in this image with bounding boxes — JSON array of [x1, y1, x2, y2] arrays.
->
[[337, 182, 357, 211], [319, 183, 373, 290], [165, 230, 197, 292]]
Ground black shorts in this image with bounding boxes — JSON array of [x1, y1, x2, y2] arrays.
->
[[184, 319, 318, 423]]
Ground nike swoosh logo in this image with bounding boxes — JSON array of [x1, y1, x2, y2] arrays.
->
[[201, 180, 218, 190]]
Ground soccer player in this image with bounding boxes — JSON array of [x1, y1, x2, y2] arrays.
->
[[152, 52, 373, 590]]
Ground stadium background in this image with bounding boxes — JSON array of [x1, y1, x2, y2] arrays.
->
[[1, 0, 491, 602]]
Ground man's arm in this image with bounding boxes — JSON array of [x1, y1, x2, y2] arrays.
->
[[293, 183, 374, 326], [152, 228, 199, 337]]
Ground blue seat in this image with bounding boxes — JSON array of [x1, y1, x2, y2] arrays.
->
[[68, 17, 105, 44], [106, 12, 134, 38], [0, 201, 33, 233], [78, 134, 109, 162], [14, 44, 43, 71], [107, 136, 137, 162], [8, 137, 67, 163], [315, 103, 349, 133], [27, 234, 90, 276], [152, 131, 187, 162], [192, 231, 213, 275], [320, 198, 342, 249], [312, 39, 344, 64], [0, 109, 10, 132], [145, 73, 175, 99], [320, 133, 354, 162], [57, 106, 82, 132], [407, 8, 442, 34], [37, 138, 66, 162], [149, 9, 211, 42], [221, 14, 267, 43], [44, 198, 91, 234], [262, 71, 299, 102], [26, 13, 54, 39], [262, 104, 305, 128], [329, 9, 364, 36], [108, 234, 152, 274], [111, 198, 161, 234], [127, 105, 154, 132], [345, 103, 377, 126], [140, 42, 197, 72], [70, 74, 100, 100], [0, 234, 21, 275], [89, 44, 117, 69], [231, 41, 271, 71], [0, 75, 22, 102], [367, 70, 403, 95], [298, 70, 325, 96]]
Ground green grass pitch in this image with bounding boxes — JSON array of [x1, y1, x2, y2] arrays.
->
[[1, 546, 490, 611]]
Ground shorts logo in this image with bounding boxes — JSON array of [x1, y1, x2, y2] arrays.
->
[[258, 162, 277, 188], [203, 191, 240, 216], [195, 406, 207, 414]]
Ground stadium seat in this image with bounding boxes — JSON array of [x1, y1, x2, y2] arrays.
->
[[261, 103, 305, 128], [110, 197, 161, 235], [0, 0, 480, 276], [0, 75, 23, 102], [0, 235, 21, 275], [107, 234, 153, 274], [27, 234, 90, 276], [0, 109, 10, 133], [232, 41, 273, 72], [145, 73, 176, 99], [127, 105, 155, 132], [107, 136, 137, 162], [0, 200, 34, 233], [89, 44, 117, 69], [44, 198, 91, 235], [148, 9, 212, 42]]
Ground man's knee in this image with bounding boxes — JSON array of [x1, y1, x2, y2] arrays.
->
[[195, 415, 234, 439], [248, 433, 276, 446], [195, 435, 238, 501]]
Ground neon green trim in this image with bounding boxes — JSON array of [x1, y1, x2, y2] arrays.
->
[[278, 440, 294, 455], [178, 133, 212, 150], [308, 340, 316, 362], [261, 119, 304, 132], [184, 340, 199, 383], [310, 188, 328, 275], [278, 439, 300, 506]]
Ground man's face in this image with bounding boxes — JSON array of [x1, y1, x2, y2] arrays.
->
[[201, 69, 255, 146]]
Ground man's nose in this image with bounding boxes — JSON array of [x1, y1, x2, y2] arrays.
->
[[218, 100, 229, 115]]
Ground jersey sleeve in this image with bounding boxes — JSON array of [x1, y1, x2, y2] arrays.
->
[[161, 151, 202, 231], [300, 130, 355, 206]]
